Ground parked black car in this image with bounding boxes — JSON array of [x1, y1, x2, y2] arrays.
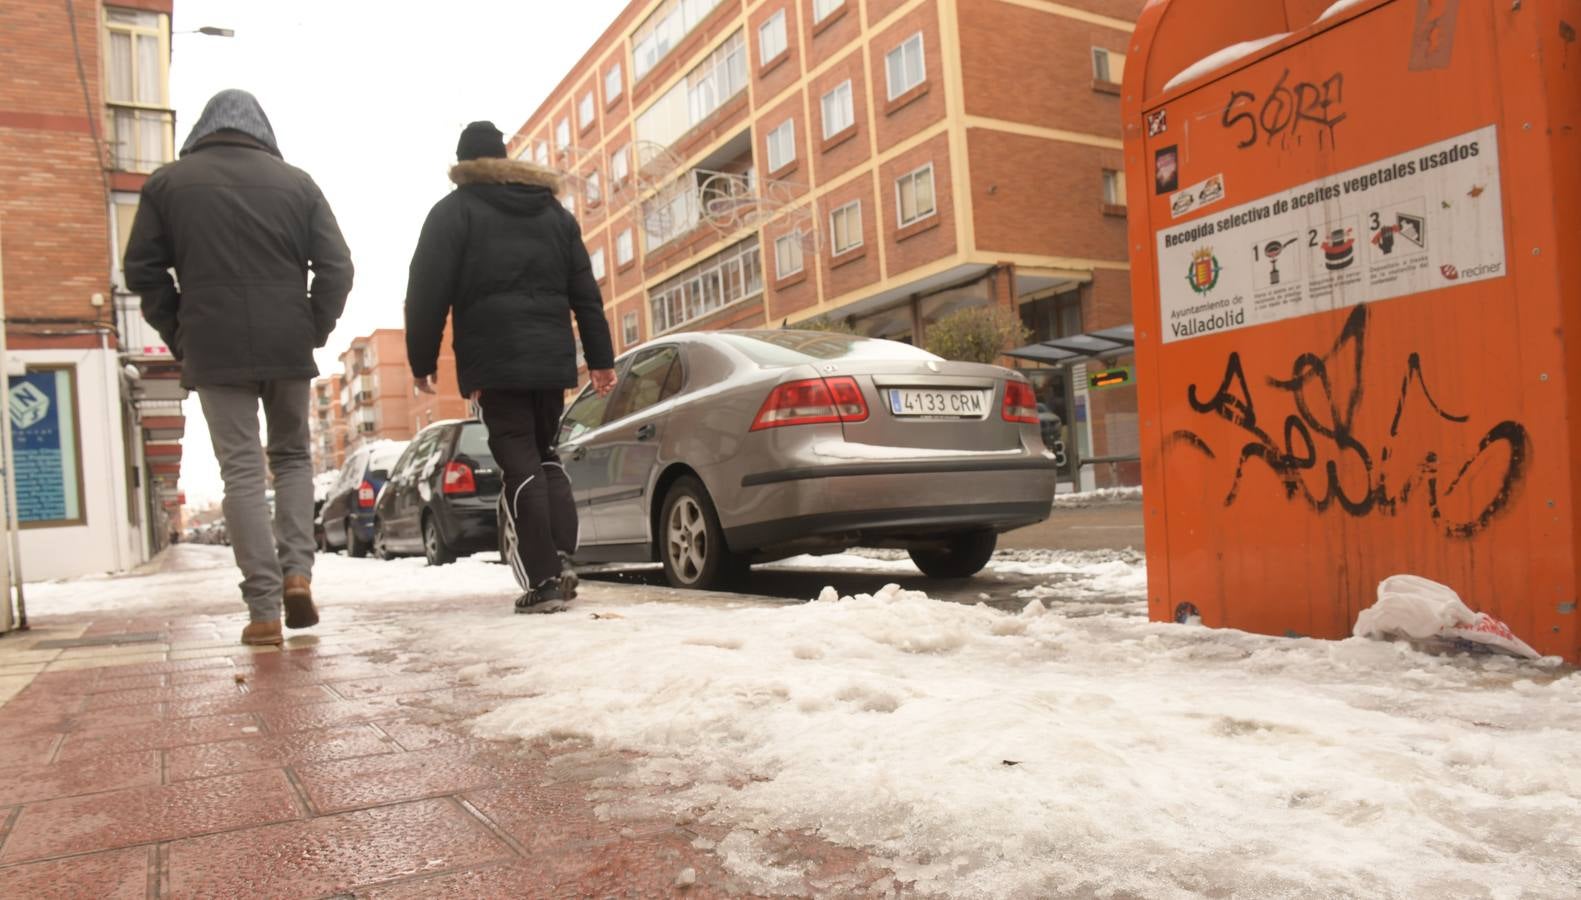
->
[[320, 440, 408, 557], [372, 419, 502, 565]]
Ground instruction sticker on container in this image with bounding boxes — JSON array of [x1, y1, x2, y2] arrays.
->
[[1155, 124, 1505, 343]]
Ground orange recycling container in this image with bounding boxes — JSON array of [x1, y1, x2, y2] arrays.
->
[[1121, 0, 1580, 663]]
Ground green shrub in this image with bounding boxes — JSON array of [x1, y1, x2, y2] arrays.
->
[[923, 305, 1030, 363]]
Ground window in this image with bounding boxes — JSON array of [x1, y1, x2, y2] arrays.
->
[[765, 119, 795, 172], [649, 239, 763, 333], [896, 163, 936, 226], [562, 193, 577, 217], [586, 170, 602, 206], [759, 10, 787, 64], [635, 30, 747, 153], [623, 312, 640, 345], [534, 141, 549, 166], [617, 229, 636, 265], [556, 117, 571, 149], [774, 231, 804, 278], [579, 91, 596, 130], [686, 31, 747, 127], [821, 80, 854, 139], [611, 144, 630, 182], [813, 0, 844, 24], [605, 63, 623, 103], [885, 33, 926, 100], [559, 384, 613, 443], [633, 0, 726, 80], [830, 201, 862, 254], [642, 178, 701, 250], [1103, 169, 1125, 205], [604, 347, 683, 422], [1092, 48, 1126, 84], [104, 8, 171, 173], [591, 248, 607, 280]]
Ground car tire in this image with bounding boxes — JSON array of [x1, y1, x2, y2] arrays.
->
[[373, 521, 395, 560], [346, 519, 368, 559], [909, 531, 997, 579], [659, 476, 746, 590], [423, 515, 456, 567]]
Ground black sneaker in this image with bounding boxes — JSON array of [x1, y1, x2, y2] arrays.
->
[[514, 578, 571, 614]]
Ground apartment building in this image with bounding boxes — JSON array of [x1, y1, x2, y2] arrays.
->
[[332, 328, 467, 464], [0, 0, 185, 579], [508, 0, 1141, 485], [310, 374, 348, 475]]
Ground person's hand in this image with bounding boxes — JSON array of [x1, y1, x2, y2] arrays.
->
[[414, 374, 437, 395], [589, 368, 618, 397]]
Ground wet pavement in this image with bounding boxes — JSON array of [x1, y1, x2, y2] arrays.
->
[[0, 590, 888, 898]]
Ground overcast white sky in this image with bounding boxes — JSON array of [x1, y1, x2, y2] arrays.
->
[[171, 0, 628, 508]]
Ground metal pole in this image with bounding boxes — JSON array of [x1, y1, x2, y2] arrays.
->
[[0, 219, 29, 629]]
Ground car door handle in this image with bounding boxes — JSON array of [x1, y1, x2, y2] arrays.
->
[[636, 424, 656, 441]]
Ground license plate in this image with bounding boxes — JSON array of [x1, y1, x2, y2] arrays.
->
[[887, 388, 988, 417]]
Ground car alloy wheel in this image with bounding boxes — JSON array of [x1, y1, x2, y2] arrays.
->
[[666, 495, 708, 584], [424, 516, 456, 566], [659, 476, 745, 590]]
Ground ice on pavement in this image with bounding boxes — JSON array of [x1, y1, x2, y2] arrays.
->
[[22, 546, 1581, 898]]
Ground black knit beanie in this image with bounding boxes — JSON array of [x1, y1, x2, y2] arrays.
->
[[456, 121, 506, 161]]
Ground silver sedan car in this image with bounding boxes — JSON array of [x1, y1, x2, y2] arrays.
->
[[546, 330, 1058, 589]]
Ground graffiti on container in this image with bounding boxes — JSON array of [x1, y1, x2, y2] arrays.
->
[[1222, 69, 1346, 151], [1167, 306, 1529, 538]]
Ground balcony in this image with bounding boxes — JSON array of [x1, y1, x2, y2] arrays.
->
[[107, 105, 174, 174], [115, 294, 173, 360]]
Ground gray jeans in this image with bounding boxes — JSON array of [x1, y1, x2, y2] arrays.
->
[[198, 380, 314, 622]]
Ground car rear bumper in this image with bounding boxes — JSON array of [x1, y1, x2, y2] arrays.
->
[[437, 496, 499, 555], [724, 460, 1057, 552]]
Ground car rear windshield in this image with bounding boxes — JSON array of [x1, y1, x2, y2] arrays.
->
[[367, 443, 407, 479], [456, 424, 495, 464], [717, 331, 942, 366]]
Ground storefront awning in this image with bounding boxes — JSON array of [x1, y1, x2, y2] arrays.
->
[[1006, 325, 1135, 365]]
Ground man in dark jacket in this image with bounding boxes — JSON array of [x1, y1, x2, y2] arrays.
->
[[405, 121, 615, 613], [125, 89, 353, 645]]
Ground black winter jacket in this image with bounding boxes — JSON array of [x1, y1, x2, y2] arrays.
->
[[404, 158, 614, 396], [123, 133, 354, 388]]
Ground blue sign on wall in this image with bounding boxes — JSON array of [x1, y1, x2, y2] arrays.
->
[[8, 368, 83, 525]]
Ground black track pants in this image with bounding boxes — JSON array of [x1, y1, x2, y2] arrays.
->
[[478, 389, 577, 589]]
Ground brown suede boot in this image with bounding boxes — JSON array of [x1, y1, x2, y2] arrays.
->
[[283, 575, 319, 629], [241, 619, 283, 646]]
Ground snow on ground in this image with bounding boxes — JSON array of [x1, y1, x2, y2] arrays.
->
[[1052, 484, 1142, 506], [22, 545, 1581, 899]]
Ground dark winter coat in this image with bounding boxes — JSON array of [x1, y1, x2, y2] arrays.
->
[[404, 158, 614, 396], [123, 132, 354, 388]]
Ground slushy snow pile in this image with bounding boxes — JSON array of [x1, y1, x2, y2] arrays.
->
[[23, 546, 1581, 898]]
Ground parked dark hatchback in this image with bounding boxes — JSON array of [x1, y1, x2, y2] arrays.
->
[[372, 419, 502, 565], [320, 440, 408, 557]]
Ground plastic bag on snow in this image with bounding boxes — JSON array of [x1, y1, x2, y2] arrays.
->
[[1354, 574, 1540, 659]]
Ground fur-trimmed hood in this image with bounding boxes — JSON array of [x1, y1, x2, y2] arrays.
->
[[449, 158, 563, 193]]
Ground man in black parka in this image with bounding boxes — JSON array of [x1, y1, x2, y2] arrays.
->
[[125, 89, 353, 645], [405, 121, 616, 612]]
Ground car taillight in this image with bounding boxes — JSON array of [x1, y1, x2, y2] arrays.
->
[[442, 461, 476, 495], [750, 376, 869, 430], [1002, 380, 1038, 424], [357, 481, 376, 508]]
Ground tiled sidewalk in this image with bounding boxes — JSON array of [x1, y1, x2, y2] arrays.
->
[[0, 603, 888, 898]]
